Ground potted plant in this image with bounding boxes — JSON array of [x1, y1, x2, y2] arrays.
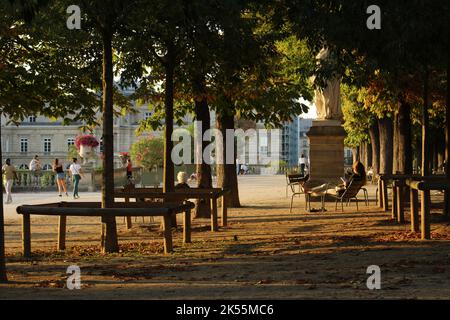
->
[[75, 134, 100, 163]]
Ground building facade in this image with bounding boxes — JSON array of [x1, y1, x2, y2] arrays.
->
[[298, 118, 313, 163], [1, 101, 303, 174], [0, 102, 156, 170]]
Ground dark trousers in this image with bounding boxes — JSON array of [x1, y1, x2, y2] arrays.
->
[[73, 174, 81, 197], [300, 164, 306, 176]]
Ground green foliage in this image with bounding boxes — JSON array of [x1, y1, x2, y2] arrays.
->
[[342, 84, 371, 148], [130, 136, 164, 171], [117, 1, 315, 133], [67, 145, 79, 161]]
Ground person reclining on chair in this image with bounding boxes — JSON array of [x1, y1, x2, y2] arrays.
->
[[330, 161, 366, 196]]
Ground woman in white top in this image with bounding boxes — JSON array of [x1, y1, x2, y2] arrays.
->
[[69, 158, 83, 199]]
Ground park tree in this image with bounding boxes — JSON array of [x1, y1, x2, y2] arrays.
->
[[60, 0, 142, 252], [341, 84, 372, 166], [209, 10, 314, 207], [130, 136, 164, 171], [283, 0, 448, 182], [0, 0, 112, 280], [118, 1, 195, 212], [118, 1, 314, 210]]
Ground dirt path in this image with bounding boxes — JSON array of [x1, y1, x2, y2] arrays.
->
[[1, 176, 450, 299]]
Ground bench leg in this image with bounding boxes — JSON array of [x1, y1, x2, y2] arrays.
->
[[125, 197, 132, 229], [58, 215, 67, 251], [378, 179, 383, 208], [397, 186, 405, 224], [382, 180, 389, 212], [183, 209, 191, 244], [210, 198, 218, 232], [22, 213, 31, 258], [421, 190, 431, 240], [391, 186, 398, 220], [410, 188, 419, 232], [221, 195, 228, 227], [446, 188, 450, 221], [162, 214, 173, 253], [125, 217, 133, 229]]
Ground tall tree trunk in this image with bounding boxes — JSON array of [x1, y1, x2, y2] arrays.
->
[[445, 62, 450, 219], [378, 117, 394, 175], [352, 148, 359, 163], [422, 68, 430, 177], [416, 135, 422, 174], [393, 111, 399, 174], [0, 119, 7, 282], [437, 131, 445, 171], [163, 44, 177, 227], [100, 29, 118, 253], [163, 48, 175, 194], [397, 99, 413, 174], [359, 144, 365, 166], [431, 131, 438, 173], [369, 122, 380, 176], [216, 110, 241, 207], [192, 75, 212, 219], [365, 141, 372, 169]]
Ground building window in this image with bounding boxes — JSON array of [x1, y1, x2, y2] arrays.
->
[[20, 138, 28, 153], [67, 138, 75, 150], [144, 112, 152, 121], [43, 138, 52, 154], [259, 136, 268, 154], [43, 164, 52, 171], [19, 164, 29, 170], [28, 116, 36, 123]]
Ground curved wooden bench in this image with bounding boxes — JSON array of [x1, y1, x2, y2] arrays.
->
[[16, 201, 195, 257], [114, 187, 231, 231]]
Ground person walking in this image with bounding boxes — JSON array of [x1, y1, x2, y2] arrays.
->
[[298, 154, 308, 176], [126, 158, 133, 181], [53, 158, 68, 197], [236, 157, 241, 175], [29, 155, 41, 189], [69, 158, 83, 199], [2, 159, 18, 204]]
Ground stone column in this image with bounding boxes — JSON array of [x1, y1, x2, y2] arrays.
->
[[79, 162, 96, 192], [307, 119, 346, 184]]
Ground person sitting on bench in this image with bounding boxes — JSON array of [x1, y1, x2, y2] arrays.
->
[[175, 171, 190, 189]]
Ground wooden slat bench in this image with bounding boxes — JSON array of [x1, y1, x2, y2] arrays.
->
[[379, 174, 445, 213], [16, 201, 195, 257], [378, 174, 450, 240], [407, 179, 450, 240], [114, 187, 231, 232]]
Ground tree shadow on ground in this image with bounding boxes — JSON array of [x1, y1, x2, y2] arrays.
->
[[3, 238, 450, 299]]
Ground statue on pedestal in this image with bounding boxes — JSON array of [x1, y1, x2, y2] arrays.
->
[[314, 48, 343, 122]]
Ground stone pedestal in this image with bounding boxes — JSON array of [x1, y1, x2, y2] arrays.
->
[[307, 120, 346, 184], [79, 163, 96, 192]]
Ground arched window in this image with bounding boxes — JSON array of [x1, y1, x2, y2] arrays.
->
[[19, 164, 29, 170], [43, 164, 52, 171]]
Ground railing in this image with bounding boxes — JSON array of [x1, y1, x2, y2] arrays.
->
[[10, 167, 144, 191], [13, 170, 57, 189]]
